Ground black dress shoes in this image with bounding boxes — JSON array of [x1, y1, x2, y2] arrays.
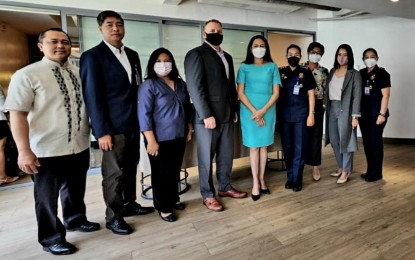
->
[[174, 202, 186, 210], [106, 218, 133, 235], [285, 181, 293, 189], [260, 188, 271, 194], [365, 175, 383, 182], [361, 172, 382, 182], [66, 220, 100, 232], [158, 211, 177, 222], [43, 241, 77, 255], [123, 202, 155, 217]]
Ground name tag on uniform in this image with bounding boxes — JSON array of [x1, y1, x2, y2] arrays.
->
[[364, 87, 370, 95], [293, 83, 300, 95]]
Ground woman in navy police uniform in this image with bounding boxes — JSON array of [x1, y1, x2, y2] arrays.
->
[[278, 44, 316, 192], [359, 48, 391, 182]]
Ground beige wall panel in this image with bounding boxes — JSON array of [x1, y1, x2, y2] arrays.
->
[[267, 32, 313, 67], [0, 22, 29, 92]]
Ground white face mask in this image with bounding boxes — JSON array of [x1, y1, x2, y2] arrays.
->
[[364, 58, 377, 68], [252, 47, 266, 59], [154, 62, 172, 76], [308, 53, 322, 63]]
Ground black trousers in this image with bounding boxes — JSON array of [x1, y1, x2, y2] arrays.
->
[[305, 99, 325, 166], [32, 149, 89, 247], [101, 133, 140, 221], [148, 138, 186, 213], [359, 116, 387, 178]]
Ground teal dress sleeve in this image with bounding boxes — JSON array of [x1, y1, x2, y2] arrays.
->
[[236, 63, 246, 84], [272, 63, 282, 85]]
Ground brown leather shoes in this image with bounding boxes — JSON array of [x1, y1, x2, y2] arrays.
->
[[218, 188, 248, 199], [203, 197, 224, 212]]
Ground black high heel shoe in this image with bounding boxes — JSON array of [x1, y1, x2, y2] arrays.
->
[[285, 181, 293, 189], [251, 193, 261, 201], [158, 211, 177, 222], [260, 188, 270, 194]]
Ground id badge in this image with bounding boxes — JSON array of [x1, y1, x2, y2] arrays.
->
[[364, 87, 370, 95], [293, 84, 300, 95]]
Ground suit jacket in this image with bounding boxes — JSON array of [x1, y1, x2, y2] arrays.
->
[[184, 43, 238, 124], [324, 68, 362, 153], [80, 41, 142, 138]]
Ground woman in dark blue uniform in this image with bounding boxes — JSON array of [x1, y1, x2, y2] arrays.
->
[[279, 44, 316, 192], [359, 48, 391, 182]]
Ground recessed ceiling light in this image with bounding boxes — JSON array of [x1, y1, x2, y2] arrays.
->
[[391, 0, 399, 2]]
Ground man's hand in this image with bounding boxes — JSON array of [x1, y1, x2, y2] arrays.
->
[[18, 150, 40, 174], [352, 118, 359, 129], [233, 112, 238, 123], [204, 116, 216, 129], [98, 134, 113, 151]]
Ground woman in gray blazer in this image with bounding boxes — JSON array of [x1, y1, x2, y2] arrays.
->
[[324, 44, 362, 184]]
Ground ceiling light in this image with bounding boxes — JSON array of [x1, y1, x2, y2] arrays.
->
[[391, 0, 399, 2]]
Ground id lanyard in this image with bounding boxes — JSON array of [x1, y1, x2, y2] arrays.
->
[[364, 79, 371, 95], [293, 77, 300, 95]]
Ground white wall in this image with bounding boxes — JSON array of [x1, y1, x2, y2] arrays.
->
[[317, 15, 415, 139]]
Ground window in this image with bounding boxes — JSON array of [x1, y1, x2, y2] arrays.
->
[[79, 16, 160, 72], [222, 29, 262, 76], [162, 23, 201, 80]]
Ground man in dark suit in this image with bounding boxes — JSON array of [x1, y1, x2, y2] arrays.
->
[[80, 10, 153, 235], [184, 19, 247, 212]]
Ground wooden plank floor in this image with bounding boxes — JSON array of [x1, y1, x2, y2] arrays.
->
[[0, 143, 415, 260]]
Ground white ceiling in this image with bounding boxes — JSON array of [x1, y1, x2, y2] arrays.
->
[[0, 0, 413, 37], [294, 0, 415, 20], [191, 0, 415, 20]]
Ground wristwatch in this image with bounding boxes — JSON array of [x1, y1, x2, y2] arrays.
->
[[352, 116, 357, 119]]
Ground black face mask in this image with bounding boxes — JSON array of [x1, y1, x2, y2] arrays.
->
[[205, 33, 223, 46], [288, 56, 300, 67]]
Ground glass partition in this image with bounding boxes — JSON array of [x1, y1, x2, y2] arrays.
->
[[162, 23, 201, 80], [222, 29, 261, 76], [80, 16, 160, 72]]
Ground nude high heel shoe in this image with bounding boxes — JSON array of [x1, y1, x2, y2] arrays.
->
[[337, 172, 351, 184]]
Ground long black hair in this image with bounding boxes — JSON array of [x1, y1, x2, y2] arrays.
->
[[333, 43, 355, 70], [145, 47, 181, 80], [243, 35, 273, 64]]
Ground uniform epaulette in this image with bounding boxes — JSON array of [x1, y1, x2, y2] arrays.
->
[[279, 65, 289, 69]]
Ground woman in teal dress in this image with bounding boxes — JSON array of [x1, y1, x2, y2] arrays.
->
[[237, 35, 280, 201]]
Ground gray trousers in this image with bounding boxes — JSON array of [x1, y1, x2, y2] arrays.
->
[[101, 133, 140, 221], [195, 123, 234, 199], [329, 101, 353, 172]]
